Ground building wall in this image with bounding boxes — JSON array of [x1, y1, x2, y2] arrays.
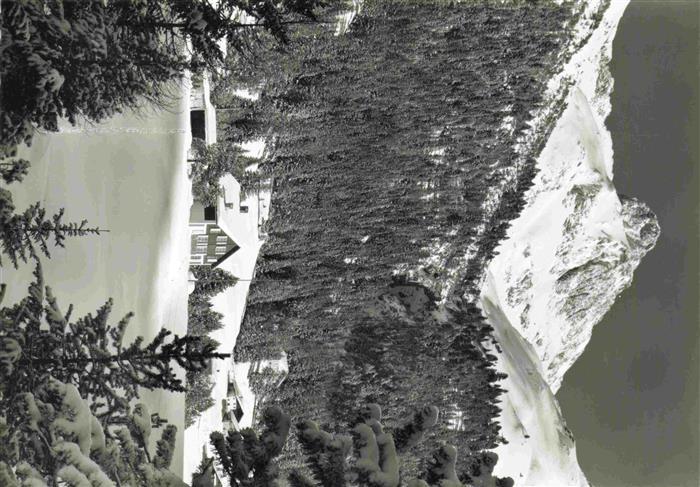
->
[[190, 201, 205, 223], [190, 84, 205, 110], [189, 223, 238, 266]]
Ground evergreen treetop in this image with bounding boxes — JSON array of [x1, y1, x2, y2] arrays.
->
[[0, 376, 184, 486], [0, 159, 104, 268], [1, 0, 331, 154], [192, 265, 239, 299], [210, 403, 513, 487], [0, 261, 230, 427]]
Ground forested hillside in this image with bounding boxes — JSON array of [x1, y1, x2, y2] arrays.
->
[[225, 0, 587, 480]]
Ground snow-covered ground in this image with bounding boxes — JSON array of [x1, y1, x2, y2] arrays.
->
[[479, 1, 659, 485], [1, 81, 193, 476]]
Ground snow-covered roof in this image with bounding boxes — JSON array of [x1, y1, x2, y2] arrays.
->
[[257, 351, 288, 373], [216, 174, 259, 249]]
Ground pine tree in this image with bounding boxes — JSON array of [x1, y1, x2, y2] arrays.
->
[[1, 0, 330, 154], [0, 159, 30, 184], [393, 405, 439, 453], [0, 201, 104, 268], [231, 0, 575, 470], [0, 375, 185, 486], [192, 453, 217, 487], [0, 159, 102, 268], [0, 261, 230, 427], [291, 403, 512, 487], [210, 403, 513, 487], [186, 368, 216, 428], [189, 141, 262, 206], [210, 405, 291, 487], [192, 265, 239, 298], [188, 293, 226, 335], [423, 445, 461, 487]]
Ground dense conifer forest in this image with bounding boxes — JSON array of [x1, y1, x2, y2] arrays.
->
[[222, 0, 591, 480]]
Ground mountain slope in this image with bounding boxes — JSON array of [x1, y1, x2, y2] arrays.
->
[[479, 1, 660, 484]]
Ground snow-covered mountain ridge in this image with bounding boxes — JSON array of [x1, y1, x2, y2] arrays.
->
[[481, 0, 660, 484], [484, 85, 660, 392], [482, 0, 658, 395]]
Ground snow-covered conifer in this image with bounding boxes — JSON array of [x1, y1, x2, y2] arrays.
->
[[0, 159, 30, 184], [2, 375, 186, 486], [0, 261, 229, 427], [210, 405, 291, 486], [1, 0, 330, 153], [191, 266, 238, 299]]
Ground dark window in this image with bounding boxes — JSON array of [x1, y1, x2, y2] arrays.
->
[[204, 205, 216, 221], [191, 110, 205, 140], [240, 205, 249, 213]]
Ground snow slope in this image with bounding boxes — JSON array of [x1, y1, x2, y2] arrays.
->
[[480, 0, 660, 485], [1, 82, 193, 476], [482, 276, 588, 487]]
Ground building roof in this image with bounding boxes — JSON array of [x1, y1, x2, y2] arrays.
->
[[212, 245, 240, 269], [216, 174, 260, 249]]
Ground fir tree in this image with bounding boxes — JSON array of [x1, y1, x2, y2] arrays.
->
[[192, 454, 217, 487], [209, 403, 513, 487], [188, 292, 226, 335], [0, 0, 330, 153], [0, 375, 185, 486], [0, 261, 230, 427], [0, 159, 30, 184], [231, 0, 577, 472], [0, 159, 102, 268], [293, 403, 511, 487], [393, 405, 439, 453], [189, 141, 263, 206], [0, 201, 104, 268], [210, 405, 291, 487], [423, 445, 461, 487], [289, 470, 319, 487], [186, 368, 216, 428], [249, 366, 282, 412], [192, 265, 239, 298]]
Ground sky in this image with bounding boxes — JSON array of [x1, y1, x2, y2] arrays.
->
[[556, 1, 699, 486]]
